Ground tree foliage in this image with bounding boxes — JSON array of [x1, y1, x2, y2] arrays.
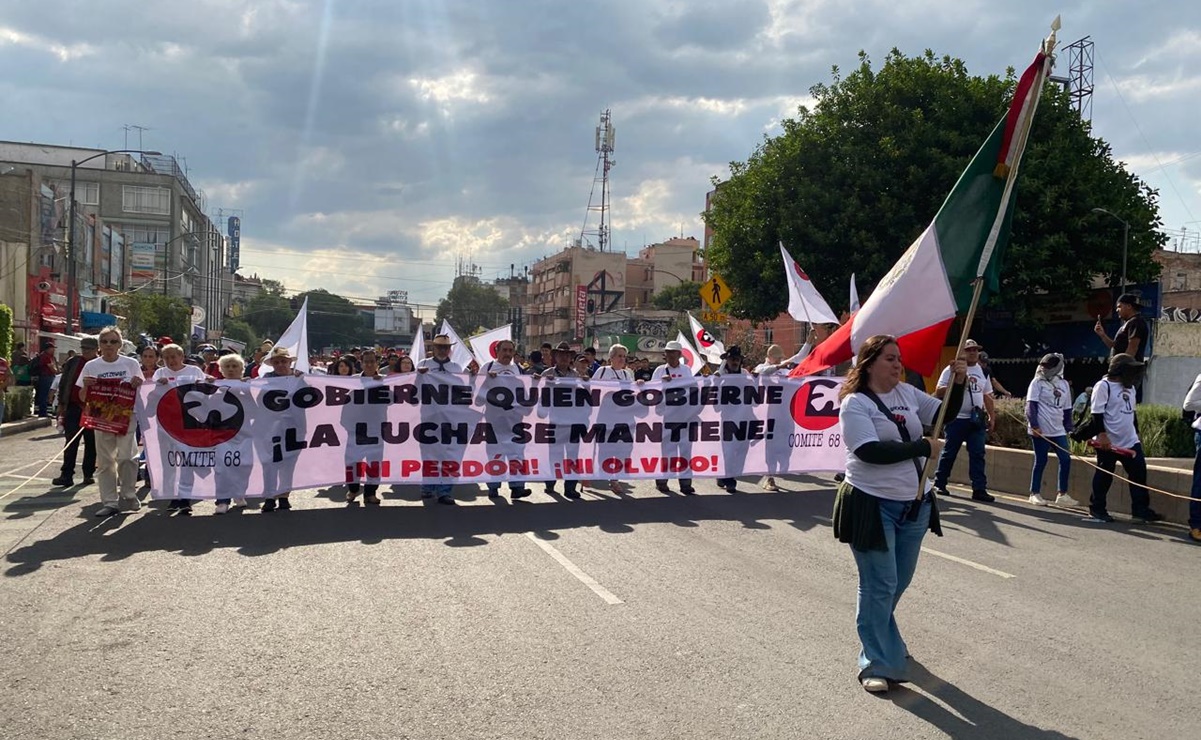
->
[[435, 280, 509, 335], [651, 281, 704, 312], [111, 293, 190, 344], [0, 303, 13, 360], [703, 49, 1167, 324], [243, 292, 293, 341], [296, 289, 373, 350], [222, 318, 256, 348]]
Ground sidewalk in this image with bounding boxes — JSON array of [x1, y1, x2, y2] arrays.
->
[[0, 416, 53, 437]]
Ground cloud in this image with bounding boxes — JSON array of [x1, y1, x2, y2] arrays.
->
[[0, 25, 95, 61]]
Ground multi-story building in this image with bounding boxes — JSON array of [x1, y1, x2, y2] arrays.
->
[[373, 290, 420, 348], [0, 141, 230, 346]]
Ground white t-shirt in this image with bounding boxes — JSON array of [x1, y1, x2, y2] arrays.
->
[[77, 354, 141, 387], [481, 360, 524, 376], [937, 363, 990, 419], [651, 362, 692, 381], [1025, 376, 1071, 437], [1091, 379, 1139, 449], [417, 357, 463, 374], [152, 364, 208, 384], [591, 366, 633, 381], [841, 384, 942, 501]]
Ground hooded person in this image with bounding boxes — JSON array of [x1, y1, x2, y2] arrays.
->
[[1025, 353, 1079, 508]]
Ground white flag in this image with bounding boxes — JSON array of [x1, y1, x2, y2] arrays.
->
[[675, 331, 707, 375], [687, 312, 725, 364], [779, 242, 839, 325], [409, 326, 426, 363], [275, 296, 311, 373], [439, 320, 476, 369], [468, 324, 512, 365], [849, 273, 861, 313]]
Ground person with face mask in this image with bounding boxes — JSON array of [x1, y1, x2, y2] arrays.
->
[[1077, 354, 1163, 523], [1025, 353, 1079, 507]]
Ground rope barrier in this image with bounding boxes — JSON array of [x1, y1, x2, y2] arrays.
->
[[0, 426, 82, 505]]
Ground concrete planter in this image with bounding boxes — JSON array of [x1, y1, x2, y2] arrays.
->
[[943, 443, 1195, 525]]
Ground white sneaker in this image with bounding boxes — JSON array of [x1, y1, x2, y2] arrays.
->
[[1054, 493, 1082, 507], [214, 502, 230, 515], [1029, 493, 1049, 506], [762, 477, 779, 492], [233, 498, 247, 507], [861, 677, 889, 693]]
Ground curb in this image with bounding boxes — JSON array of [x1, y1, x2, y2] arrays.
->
[[0, 416, 54, 436]]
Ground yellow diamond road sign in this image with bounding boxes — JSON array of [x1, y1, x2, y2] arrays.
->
[[701, 274, 731, 311]]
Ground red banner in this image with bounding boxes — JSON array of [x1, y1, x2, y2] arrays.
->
[[81, 378, 138, 435]]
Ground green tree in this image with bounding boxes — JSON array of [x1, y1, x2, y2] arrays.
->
[[0, 303, 13, 360], [297, 288, 372, 350], [435, 280, 509, 335], [651, 281, 704, 312], [260, 279, 286, 297], [111, 293, 190, 343], [222, 318, 256, 348], [704, 49, 1166, 324], [243, 292, 293, 340]]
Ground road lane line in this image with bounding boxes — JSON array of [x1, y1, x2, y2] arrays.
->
[[525, 532, 624, 605], [921, 547, 1016, 579]]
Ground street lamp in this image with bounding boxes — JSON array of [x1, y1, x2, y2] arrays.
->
[[1091, 207, 1130, 294], [67, 148, 161, 333]]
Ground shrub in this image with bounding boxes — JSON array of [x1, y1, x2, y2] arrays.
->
[[3, 386, 34, 423], [986, 397, 1192, 458], [0, 302, 12, 360]]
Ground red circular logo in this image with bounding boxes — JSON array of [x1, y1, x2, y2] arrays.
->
[[157, 384, 245, 447], [680, 346, 696, 367], [488, 340, 502, 359], [793, 261, 810, 281], [790, 378, 841, 431], [695, 328, 717, 348]]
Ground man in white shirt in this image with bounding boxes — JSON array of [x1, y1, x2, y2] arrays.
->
[[417, 335, 463, 505], [1085, 354, 1163, 523], [652, 341, 696, 495], [79, 326, 144, 517], [932, 339, 996, 503], [1183, 372, 1201, 543], [480, 339, 530, 500]]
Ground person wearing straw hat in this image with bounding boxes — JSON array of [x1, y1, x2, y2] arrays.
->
[[416, 334, 463, 505], [1024, 353, 1080, 507], [651, 341, 696, 495], [931, 339, 995, 503]]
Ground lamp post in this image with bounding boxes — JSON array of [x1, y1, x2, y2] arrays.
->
[[67, 148, 160, 332], [1091, 207, 1130, 294]]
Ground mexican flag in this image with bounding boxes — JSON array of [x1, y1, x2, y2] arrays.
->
[[792, 45, 1053, 378]]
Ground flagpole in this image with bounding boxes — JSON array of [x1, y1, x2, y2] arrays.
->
[[917, 20, 1059, 500]]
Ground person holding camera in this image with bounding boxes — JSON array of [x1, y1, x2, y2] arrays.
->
[[931, 339, 995, 502]]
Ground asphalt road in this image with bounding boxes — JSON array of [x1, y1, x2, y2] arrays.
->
[[1, 425, 1196, 740]]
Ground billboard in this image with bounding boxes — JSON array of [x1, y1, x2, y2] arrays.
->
[[130, 242, 156, 285], [228, 216, 241, 273], [575, 285, 587, 339]]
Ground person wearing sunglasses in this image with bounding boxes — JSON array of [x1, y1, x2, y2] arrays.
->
[[78, 327, 144, 517]]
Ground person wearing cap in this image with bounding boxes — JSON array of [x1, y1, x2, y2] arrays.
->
[[713, 346, 747, 492], [651, 341, 696, 495], [478, 339, 532, 500], [197, 345, 220, 378], [1078, 354, 1163, 523], [79, 327, 144, 517], [1024, 353, 1080, 507], [255, 345, 303, 512], [932, 339, 996, 503], [1181, 371, 1201, 543], [538, 342, 583, 498], [416, 335, 463, 505], [52, 336, 98, 488]]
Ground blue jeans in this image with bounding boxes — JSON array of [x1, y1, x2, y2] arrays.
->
[[1190, 431, 1201, 530], [850, 496, 931, 682], [1030, 434, 1071, 494], [34, 374, 54, 416], [934, 418, 987, 493]]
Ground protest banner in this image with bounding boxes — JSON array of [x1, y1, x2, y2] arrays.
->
[[137, 374, 846, 499], [82, 378, 138, 435]]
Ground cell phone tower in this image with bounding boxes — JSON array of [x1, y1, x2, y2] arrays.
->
[[580, 109, 616, 252]]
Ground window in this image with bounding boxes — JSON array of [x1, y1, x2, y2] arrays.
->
[[122, 185, 171, 215], [54, 181, 99, 205], [764, 327, 774, 344]]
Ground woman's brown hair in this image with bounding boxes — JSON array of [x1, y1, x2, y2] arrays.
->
[[839, 335, 899, 399]]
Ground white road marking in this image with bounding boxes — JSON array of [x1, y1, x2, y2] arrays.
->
[[921, 547, 1016, 579], [525, 532, 624, 605]]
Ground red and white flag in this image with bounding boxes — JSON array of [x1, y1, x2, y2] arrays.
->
[[467, 324, 512, 365], [687, 312, 725, 364], [675, 331, 707, 375], [792, 37, 1055, 378], [780, 243, 839, 325]]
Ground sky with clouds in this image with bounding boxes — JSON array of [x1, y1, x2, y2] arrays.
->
[[2, 0, 1198, 312]]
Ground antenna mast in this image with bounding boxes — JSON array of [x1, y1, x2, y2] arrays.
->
[[580, 109, 616, 251]]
